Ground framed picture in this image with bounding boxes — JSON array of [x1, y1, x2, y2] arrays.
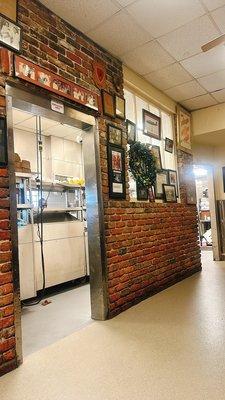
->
[[165, 137, 174, 153], [108, 144, 126, 199], [186, 186, 197, 205], [0, 13, 22, 53], [151, 145, 162, 170], [0, 117, 8, 165], [107, 124, 122, 146], [115, 95, 125, 120], [136, 182, 148, 201], [168, 169, 179, 197], [126, 120, 136, 144], [143, 109, 161, 140], [223, 167, 225, 192], [102, 90, 115, 118], [177, 105, 192, 153], [163, 184, 177, 203], [155, 169, 168, 199]]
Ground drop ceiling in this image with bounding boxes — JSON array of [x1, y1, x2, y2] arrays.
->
[[12, 109, 83, 142], [39, 0, 225, 111]]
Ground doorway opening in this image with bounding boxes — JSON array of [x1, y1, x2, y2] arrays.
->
[[6, 86, 107, 360]]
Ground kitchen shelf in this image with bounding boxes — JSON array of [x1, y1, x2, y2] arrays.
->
[[17, 204, 33, 209], [33, 207, 85, 213], [31, 181, 85, 192], [15, 172, 32, 178]]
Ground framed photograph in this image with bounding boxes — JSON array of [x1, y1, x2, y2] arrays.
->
[[108, 144, 126, 199], [0, 13, 22, 53], [136, 182, 148, 201], [115, 95, 125, 120], [102, 90, 115, 118], [186, 186, 197, 205], [143, 109, 161, 140], [151, 145, 162, 170], [165, 137, 174, 153], [0, 117, 8, 165], [107, 124, 122, 146], [155, 169, 168, 199], [168, 169, 179, 197], [177, 105, 192, 153], [163, 184, 177, 203], [126, 120, 136, 144]]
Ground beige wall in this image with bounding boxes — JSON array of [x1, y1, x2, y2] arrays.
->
[[123, 66, 176, 114]]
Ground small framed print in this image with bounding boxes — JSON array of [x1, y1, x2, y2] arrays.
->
[[143, 109, 161, 140], [186, 187, 197, 205], [151, 145, 162, 170], [163, 184, 177, 203], [155, 169, 168, 199], [0, 13, 22, 53], [165, 137, 174, 153], [168, 169, 179, 197], [136, 182, 148, 201], [108, 144, 126, 199], [177, 105, 192, 153], [126, 120, 136, 144], [102, 90, 115, 118], [115, 95, 125, 120], [0, 117, 7, 165], [107, 124, 122, 146]]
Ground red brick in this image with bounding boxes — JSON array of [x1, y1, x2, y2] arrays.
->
[[0, 338, 16, 353], [66, 51, 81, 64]]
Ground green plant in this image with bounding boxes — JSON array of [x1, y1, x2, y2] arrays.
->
[[128, 141, 157, 188]]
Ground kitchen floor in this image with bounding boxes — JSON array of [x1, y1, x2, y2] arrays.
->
[[22, 283, 92, 357]]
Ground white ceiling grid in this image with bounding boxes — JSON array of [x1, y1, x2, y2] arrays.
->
[[39, 0, 225, 110]]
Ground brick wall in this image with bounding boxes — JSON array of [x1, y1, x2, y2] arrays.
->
[[0, 0, 201, 375]]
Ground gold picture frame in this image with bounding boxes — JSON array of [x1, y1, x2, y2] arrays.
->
[[176, 105, 192, 153]]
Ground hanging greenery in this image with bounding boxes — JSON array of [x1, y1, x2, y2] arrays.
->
[[128, 141, 157, 188]]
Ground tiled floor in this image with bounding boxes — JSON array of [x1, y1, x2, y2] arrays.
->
[[2, 251, 225, 399], [22, 283, 91, 356]]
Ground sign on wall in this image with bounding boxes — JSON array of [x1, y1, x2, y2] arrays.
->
[[14, 56, 99, 111]]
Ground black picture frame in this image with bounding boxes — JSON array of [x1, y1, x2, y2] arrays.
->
[[165, 137, 174, 153], [142, 109, 161, 140], [151, 145, 162, 170], [222, 167, 225, 193], [115, 95, 125, 120], [107, 124, 122, 147], [186, 187, 197, 205], [108, 144, 126, 199], [0, 117, 8, 166], [102, 90, 115, 118], [126, 119, 136, 144], [163, 184, 177, 203], [155, 169, 168, 199], [136, 182, 148, 201], [0, 12, 22, 53], [168, 169, 179, 197]]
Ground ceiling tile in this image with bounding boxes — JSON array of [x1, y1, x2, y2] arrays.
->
[[203, 0, 225, 11], [211, 5, 225, 32], [122, 40, 175, 75], [211, 88, 225, 102], [164, 80, 206, 101], [197, 69, 225, 91], [40, 0, 120, 33], [181, 94, 217, 110], [145, 63, 192, 90], [126, 0, 205, 38], [115, 0, 135, 6], [158, 15, 220, 61], [88, 10, 151, 56], [180, 46, 225, 78]]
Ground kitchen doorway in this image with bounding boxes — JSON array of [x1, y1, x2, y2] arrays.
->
[[6, 86, 107, 361]]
